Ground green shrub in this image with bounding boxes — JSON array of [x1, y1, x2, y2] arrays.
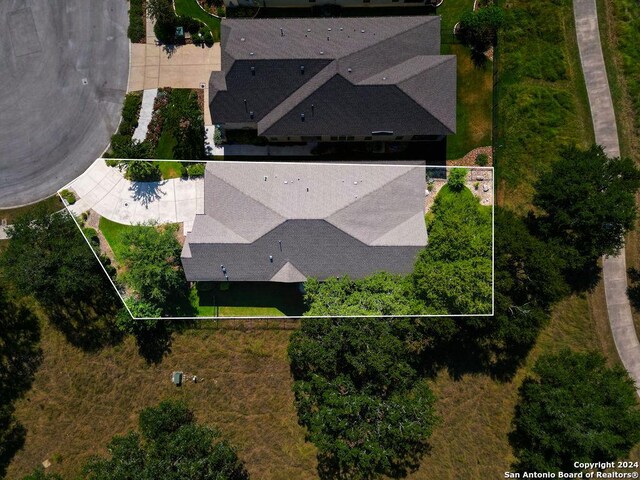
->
[[118, 93, 143, 137], [203, 30, 214, 47], [447, 168, 468, 191], [60, 189, 76, 205], [475, 152, 489, 166], [127, 0, 145, 42], [82, 227, 100, 248], [186, 163, 205, 177]]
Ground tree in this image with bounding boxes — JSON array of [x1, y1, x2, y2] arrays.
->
[[303, 273, 422, 317], [289, 319, 438, 479], [83, 400, 249, 480], [119, 224, 190, 315], [0, 209, 107, 306], [21, 468, 63, 480], [0, 208, 122, 350], [447, 167, 468, 192], [109, 136, 154, 160], [0, 284, 42, 477], [532, 145, 640, 271], [458, 6, 505, 53], [413, 184, 492, 315], [510, 350, 640, 473]]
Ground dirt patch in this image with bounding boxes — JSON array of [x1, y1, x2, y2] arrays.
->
[[447, 146, 493, 167]]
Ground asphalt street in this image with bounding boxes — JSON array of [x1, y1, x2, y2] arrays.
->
[[0, 0, 129, 207]]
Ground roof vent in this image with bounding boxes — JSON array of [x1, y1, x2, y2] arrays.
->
[[307, 28, 311, 32], [280, 28, 284, 36], [250, 111, 254, 119], [300, 65, 305, 74], [327, 28, 332, 31], [319, 51, 324, 55], [339, 27, 343, 31], [240, 37, 245, 42], [264, 176, 268, 181], [251, 66, 255, 75], [269, 255, 273, 262], [311, 104, 315, 116], [301, 113, 305, 122], [250, 52, 254, 56], [284, 180, 288, 184], [361, 30, 365, 33], [382, 76, 387, 80], [347, 68, 352, 73]]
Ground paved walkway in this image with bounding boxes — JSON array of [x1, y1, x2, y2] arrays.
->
[[132, 88, 158, 142], [574, 0, 640, 394], [64, 159, 204, 233]]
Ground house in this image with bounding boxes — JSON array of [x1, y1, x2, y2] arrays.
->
[[209, 16, 456, 144], [181, 162, 428, 283]]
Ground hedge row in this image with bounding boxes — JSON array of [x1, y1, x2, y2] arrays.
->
[[128, 0, 145, 43]]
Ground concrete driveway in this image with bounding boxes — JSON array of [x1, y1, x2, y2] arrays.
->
[[65, 159, 204, 233], [0, 0, 129, 207]]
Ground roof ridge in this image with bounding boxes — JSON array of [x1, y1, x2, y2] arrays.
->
[[338, 18, 440, 64], [396, 56, 456, 133], [208, 173, 286, 237], [324, 168, 420, 244], [357, 55, 451, 85], [257, 61, 337, 134]]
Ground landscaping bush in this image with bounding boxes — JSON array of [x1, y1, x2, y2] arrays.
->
[[458, 6, 505, 53], [124, 161, 162, 182], [203, 30, 214, 47], [186, 163, 205, 178], [82, 227, 100, 249], [117, 93, 143, 137], [127, 0, 145, 43], [447, 167, 468, 191], [59, 189, 76, 205], [475, 152, 489, 166]]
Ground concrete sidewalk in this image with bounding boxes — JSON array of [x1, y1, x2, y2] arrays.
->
[[64, 159, 204, 233], [132, 89, 158, 142], [574, 0, 640, 394]]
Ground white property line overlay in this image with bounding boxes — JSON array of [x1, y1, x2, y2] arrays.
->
[[60, 159, 495, 321]]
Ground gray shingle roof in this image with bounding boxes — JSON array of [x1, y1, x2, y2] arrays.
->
[[181, 162, 428, 282], [210, 16, 456, 136]]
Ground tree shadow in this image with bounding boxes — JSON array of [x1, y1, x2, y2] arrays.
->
[[470, 48, 488, 68], [128, 181, 167, 209], [46, 289, 124, 352], [134, 322, 175, 365], [0, 413, 26, 479]]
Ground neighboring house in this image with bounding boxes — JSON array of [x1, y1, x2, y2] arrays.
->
[[209, 16, 456, 143], [181, 162, 427, 283], [226, 0, 441, 8]]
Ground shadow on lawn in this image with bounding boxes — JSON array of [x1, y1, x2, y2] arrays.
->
[[47, 288, 124, 353]]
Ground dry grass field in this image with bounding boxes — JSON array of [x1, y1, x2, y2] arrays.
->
[[7, 321, 317, 480]]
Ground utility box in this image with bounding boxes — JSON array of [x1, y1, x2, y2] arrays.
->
[[172, 371, 183, 386]]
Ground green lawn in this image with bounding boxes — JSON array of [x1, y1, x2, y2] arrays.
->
[[157, 161, 185, 180], [438, 0, 473, 37], [98, 218, 171, 264], [155, 129, 177, 160], [193, 282, 305, 317], [0, 195, 63, 225], [174, 0, 221, 42], [443, 43, 493, 159]]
